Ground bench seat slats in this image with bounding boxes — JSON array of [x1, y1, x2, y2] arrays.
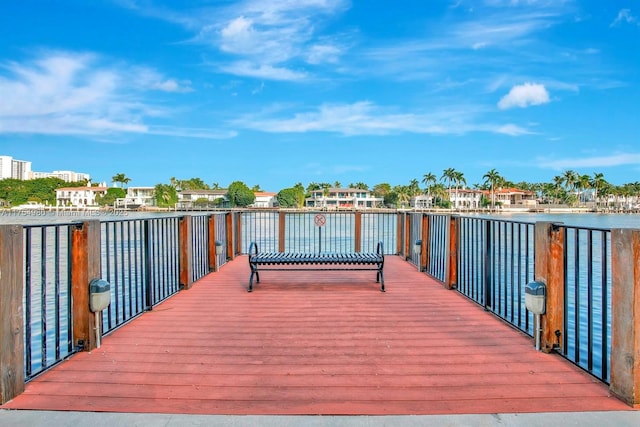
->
[[248, 241, 385, 293]]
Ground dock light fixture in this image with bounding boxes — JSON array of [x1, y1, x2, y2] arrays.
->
[[413, 240, 422, 255], [215, 240, 224, 255], [89, 278, 111, 349], [525, 281, 546, 351]]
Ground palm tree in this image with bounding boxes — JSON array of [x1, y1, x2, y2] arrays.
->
[[430, 183, 449, 208], [441, 168, 457, 205], [111, 173, 131, 188], [422, 172, 437, 207], [453, 171, 466, 209], [589, 173, 607, 208], [408, 179, 421, 197], [577, 174, 591, 205], [482, 169, 502, 209]]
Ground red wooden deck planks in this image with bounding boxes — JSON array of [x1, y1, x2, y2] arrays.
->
[[2, 256, 629, 415]]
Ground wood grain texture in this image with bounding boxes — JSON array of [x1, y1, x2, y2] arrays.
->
[[2, 256, 628, 414]]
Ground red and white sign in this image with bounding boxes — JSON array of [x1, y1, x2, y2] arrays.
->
[[314, 214, 326, 227]]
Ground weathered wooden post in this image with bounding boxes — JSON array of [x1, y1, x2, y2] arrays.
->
[[225, 212, 234, 260], [420, 213, 430, 272], [354, 211, 362, 253], [534, 222, 565, 353], [208, 215, 218, 272], [70, 220, 101, 352], [278, 211, 286, 252], [0, 224, 24, 404], [610, 228, 640, 406], [444, 215, 458, 290], [178, 215, 193, 290]]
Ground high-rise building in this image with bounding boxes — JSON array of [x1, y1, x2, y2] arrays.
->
[[0, 155, 32, 180]]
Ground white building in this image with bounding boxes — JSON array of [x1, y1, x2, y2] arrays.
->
[[448, 188, 484, 209], [252, 192, 277, 208], [55, 185, 108, 208], [0, 155, 32, 180], [410, 195, 434, 209], [31, 170, 90, 182], [176, 189, 228, 209], [115, 187, 156, 209], [305, 188, 383, 209]]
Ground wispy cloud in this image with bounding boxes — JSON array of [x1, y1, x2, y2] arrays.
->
[[0, 51, 230, 139], [128, 0, 350, 81], [611, 9, 639, 27], [233, 101, 531, 136], [538, 153, 640, 170], [498, 82, 550, 109]]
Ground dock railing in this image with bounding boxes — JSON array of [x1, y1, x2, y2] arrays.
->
[[1, 210, 639, 407]]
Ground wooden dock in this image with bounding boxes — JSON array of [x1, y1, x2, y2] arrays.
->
[[2, 256, 629, 415]]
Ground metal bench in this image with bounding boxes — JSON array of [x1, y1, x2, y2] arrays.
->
[[247, 241, 385, 292]]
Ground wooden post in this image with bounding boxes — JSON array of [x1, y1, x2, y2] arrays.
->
[[445, 215, 458, 290], [179, 215, 193, 290], [404, 213, 411, 260], [534, 222, 565, 353], [420, 214, 429, 272], [354, 211, 362, 253], [225, 212, 234, 260], [71, 220, 101, 352], [208, 215, 218, 272], [0, 225, 24, 404], [278, 211, 286, 252], [610, 228, 640, 406]]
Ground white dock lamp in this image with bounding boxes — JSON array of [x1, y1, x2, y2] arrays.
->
[[413, 239, 422, 255], [525, 281, 546, 351], [89, 278, 111, 349], [215, 240, 224, 255]]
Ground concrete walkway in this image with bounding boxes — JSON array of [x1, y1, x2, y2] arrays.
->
[[2, 410, 640, 426]]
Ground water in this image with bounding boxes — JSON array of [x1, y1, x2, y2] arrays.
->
[[477, 212, 640, 229]]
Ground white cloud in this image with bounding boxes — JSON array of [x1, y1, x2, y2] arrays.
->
[[539, 153, 640, 170], [498, 82, 550, 109], [234, 101, 531, 136], [220, 61, 307, 81], [0, 52, 228, 139], [611, 9, 639, 27], [137, 0, 349, 80]]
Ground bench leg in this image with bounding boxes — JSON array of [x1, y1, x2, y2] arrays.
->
[[377, 269, 385, 292], [248, 265, 260, 292]]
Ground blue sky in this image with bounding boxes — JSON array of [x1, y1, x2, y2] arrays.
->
[[1, 0, 638, 191]]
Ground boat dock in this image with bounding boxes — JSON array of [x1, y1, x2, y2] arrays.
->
[[1, 256, 631, 415]]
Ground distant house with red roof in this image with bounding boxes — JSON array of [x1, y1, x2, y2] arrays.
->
[[55, 184, 108, 207]]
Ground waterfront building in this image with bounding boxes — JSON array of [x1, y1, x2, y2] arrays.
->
[[0, 155, 32, 180], [55, 184, 108, 208], [486, 187, 538, 208], [447, 188, 484, 209], [305, 188, 383, 209], [410, 194, 434, 209], [252, 192, 277, 208], [176, 189, 228, 209], [115, 187, 156, 209]]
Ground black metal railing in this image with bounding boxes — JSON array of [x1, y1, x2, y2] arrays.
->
[[561, 225, 611, 383], [23, 223, 75, 380], [101, 217, 181, 335], [458, 218, 535, 335], [426, 214, 450, 283], [240, 210, 397, 254]]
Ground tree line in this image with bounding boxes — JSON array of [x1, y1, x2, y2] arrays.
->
[[3, 169, 639, 209]]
